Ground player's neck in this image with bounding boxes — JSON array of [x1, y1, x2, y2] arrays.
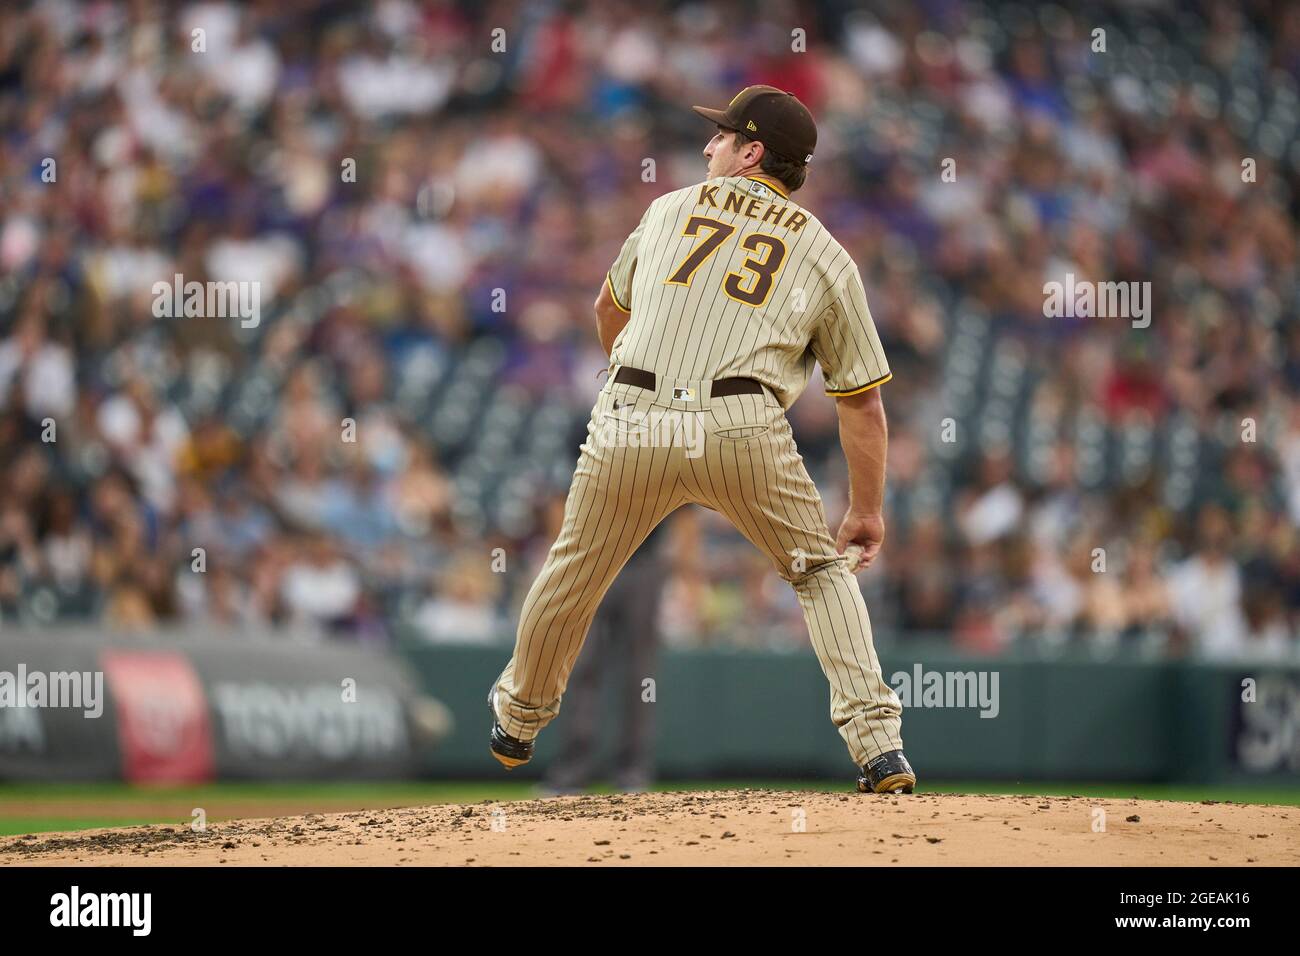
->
[[730, 161, 765, 181]]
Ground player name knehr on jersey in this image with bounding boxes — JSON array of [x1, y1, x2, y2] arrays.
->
[[695, 183, 809, 232]]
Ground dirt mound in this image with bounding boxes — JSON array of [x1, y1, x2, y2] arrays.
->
[[2, 790, 1295, 866]]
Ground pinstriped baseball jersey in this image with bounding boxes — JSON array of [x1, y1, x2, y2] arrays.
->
[[489, 169, 906, 782], [605, 173, 891, 407]]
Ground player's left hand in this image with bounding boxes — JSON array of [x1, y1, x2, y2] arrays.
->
[[835, 511, 885, 572]]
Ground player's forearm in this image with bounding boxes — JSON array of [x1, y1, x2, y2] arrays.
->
[[596, 306, 628, 356], [594, 281, 631, 357], [835, 388, 888, 514]]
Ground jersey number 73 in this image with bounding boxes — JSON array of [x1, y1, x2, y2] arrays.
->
[[664, 215, 788, 308]]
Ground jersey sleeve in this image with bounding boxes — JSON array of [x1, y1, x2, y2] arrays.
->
[[606, 203, 652, 313], [810, 261, 891, 396]]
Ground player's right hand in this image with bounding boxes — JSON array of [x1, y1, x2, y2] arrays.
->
[[835, 511, 885, 572]]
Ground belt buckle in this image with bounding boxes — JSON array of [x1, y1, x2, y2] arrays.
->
[[672, 386, 695, 402]]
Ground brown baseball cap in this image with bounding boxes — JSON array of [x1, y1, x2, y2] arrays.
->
[[692, 85, 817, 165]]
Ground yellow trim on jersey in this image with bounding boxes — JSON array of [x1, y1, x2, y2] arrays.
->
[[745, 174, 789, 198], [606, 272, 631, 313], [826, 372, 892, 397]]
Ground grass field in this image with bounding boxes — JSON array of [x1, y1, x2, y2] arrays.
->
[[1, 779, 1297, 836]]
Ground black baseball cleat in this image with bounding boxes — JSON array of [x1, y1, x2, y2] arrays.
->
[[856, 750, 917, 794], [489, 722, 534, 769], [487, 689, 534, 769]]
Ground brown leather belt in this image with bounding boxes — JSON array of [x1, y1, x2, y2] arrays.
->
[[613, 366, 765, 398]]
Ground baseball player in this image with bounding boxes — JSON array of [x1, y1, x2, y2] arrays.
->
[[489, 85, 915, 794]]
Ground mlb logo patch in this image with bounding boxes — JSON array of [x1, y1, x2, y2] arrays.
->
[[672, 387, 695, 401]]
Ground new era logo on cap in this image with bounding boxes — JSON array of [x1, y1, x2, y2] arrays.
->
[[746, 119, 758, 131]]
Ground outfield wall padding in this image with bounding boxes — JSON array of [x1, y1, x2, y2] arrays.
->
[[398, 641, 1300, 785]]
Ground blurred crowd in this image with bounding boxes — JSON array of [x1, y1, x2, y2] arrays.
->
[[1, 0, 1298, 660]]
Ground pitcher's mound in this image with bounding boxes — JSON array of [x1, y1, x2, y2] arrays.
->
[[3, 790, 1296, 866]]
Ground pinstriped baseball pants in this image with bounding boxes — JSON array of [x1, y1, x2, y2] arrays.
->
[[491, 374, 904, 768]]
